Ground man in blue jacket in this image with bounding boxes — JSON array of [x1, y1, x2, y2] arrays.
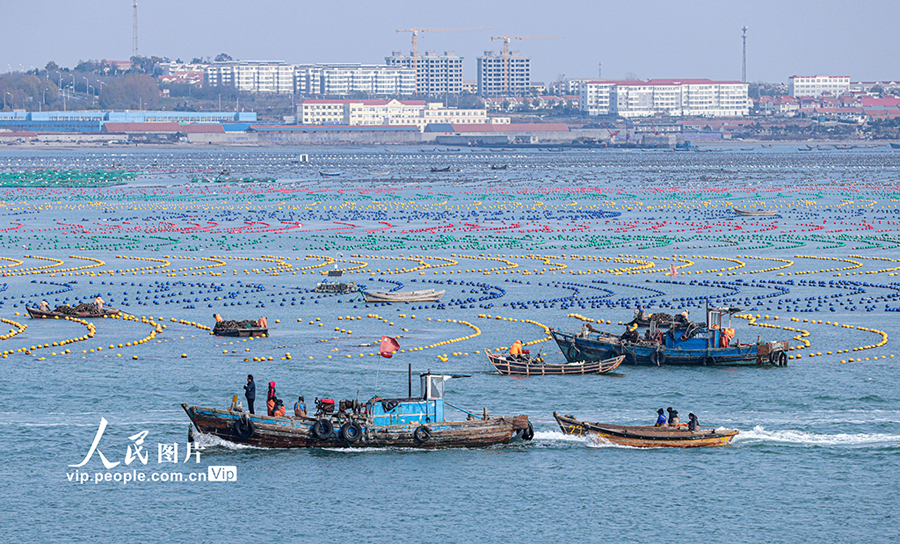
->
[[244, 374, 256, 414], [655, 408, 667, 427]]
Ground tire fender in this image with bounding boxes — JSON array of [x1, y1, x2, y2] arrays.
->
[[312, 418, 334, 440]]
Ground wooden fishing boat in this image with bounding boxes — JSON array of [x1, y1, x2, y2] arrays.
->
[[485, 349, 624, 376], [733, 207, 778, 217], [26, 305, 120, 319], [314, 281, 358, 294], [362, 288, 445, 303], [490, 164, 508, 170], [183, 372, 533, 449], [319, 171, 342, 177], [213, 326, 268, 337], [553, 412, 738, 448], [368, 170, 391, 175], [213, 319, 268, 337], [551, 306, 789, 367]]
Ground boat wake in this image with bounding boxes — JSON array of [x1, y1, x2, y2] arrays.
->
[[735, 426, 900, 447], [532, 430, 589, 444], [193, 432, 264, 450]]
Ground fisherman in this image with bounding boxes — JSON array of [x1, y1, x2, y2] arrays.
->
[[655, 408, 667, 427], [94, 296, 105, 310], [676, 309, 689, 324], [39, 300, 49, 312], [509, 340, 525, 359], [214, 313, 223, 323], [670, 410, 680, 427], [272, 397, 286, 418], [244, 374, 256, 414], [622, 323, 639, 343], [667, 407, 677, 426], [294, 396, 307, 417], [258, 316, 267, 329], [688, 413, 700, 431], [643, 329, 651, 341], [266, 381, 277, 416]]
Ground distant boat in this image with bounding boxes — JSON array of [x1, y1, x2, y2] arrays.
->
[[368, 170, 390, 175], [733, 207, 779, 217], [362, 288, 445, 303], [319, 171, 341, 177], [430, 166, 451, 173], [490, 164, 508, 170], [890, 143, 900, 149]]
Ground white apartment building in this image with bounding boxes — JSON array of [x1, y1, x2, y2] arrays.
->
[[579, 79, 749, 118], [385, 51, 464, 95], [477, 51, 531, 97], [295, 64, 415, 97], [297, 99, 496, 131], [788, 75, 850, 97], [205, 61, 294, 94]]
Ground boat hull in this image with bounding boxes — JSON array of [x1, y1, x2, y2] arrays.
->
[[486, 350, 623, 376], [551, 329, 774, 366], [183, 404, 527, 449], [554, 412, 738, 448], [362, 289, 445, 303], [213, 327, 268, 337], [26, 306, 120, 319]]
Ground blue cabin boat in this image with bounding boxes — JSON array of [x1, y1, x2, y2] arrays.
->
[[183, 372, 533, 449], [551, 307, 789, 367]]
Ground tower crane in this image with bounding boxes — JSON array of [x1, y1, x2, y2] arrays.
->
[[396, 27, 490, 93], [489, 35, 564, 95]]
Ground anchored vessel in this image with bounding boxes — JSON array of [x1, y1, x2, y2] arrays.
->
[[183, 372, 533, 449], [362, 288, 445, 303], [551, 306, 788, 366], [733, 207, 778, 217], [26, 305, 120, 319], [485, 349, 624, 376], [554, 412, 738, 448], [212, 319, 267, 337]]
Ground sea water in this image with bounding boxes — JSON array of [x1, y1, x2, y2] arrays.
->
[[0, 145, 898, 543]]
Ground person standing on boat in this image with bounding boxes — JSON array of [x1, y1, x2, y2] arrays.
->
[[39, 300, 49, 312], [266, 382, 277, 416], [655, 408, 667, 427], [244, 374, 256, 414], [688, 413, 700, 431], [214, 313, 223, 323], [258, 316, 267, 329], [94, 296, 105, 310]]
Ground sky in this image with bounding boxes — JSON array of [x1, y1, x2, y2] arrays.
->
[[2, 0, 899, 84]]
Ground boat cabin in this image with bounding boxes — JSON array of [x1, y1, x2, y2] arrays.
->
[[664, 307, 741, 350], [366, 373, 454, 426]]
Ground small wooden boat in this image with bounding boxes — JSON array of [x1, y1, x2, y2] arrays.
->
[[183, 372, 533, 449], [733, 207, 778, 217], [26, 305, 120, 319], [213, 319, 268, 337], [486, 349, 624, 376], [553, 412, 738, 448], [890, 143, 900, 149], [314, 281, 358, 294], [362, 288, 445, 303], [368, 170, 391, 175], [319, 171, 342, 177], [490, 164, 508, 170]]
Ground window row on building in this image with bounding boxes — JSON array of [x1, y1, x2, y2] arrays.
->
[[296, 99, 508, 131], [579, 79, 750, 118]]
